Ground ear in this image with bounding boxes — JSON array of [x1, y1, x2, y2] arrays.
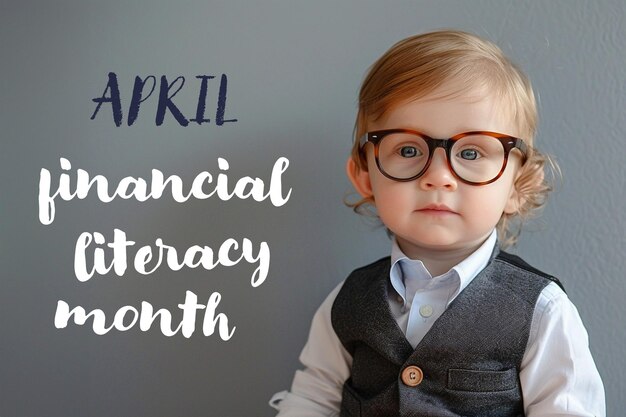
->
[[503, 165, 543, 214], [503, 185, 521, 215], [346, 157, 373, 199]]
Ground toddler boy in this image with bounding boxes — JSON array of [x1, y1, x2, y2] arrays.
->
[[270, 30, 605, 416]]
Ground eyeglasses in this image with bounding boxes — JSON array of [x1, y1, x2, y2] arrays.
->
[[358, 129, 528, 185]]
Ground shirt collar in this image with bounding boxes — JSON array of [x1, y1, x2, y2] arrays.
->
[[389, 229, 498, 306]]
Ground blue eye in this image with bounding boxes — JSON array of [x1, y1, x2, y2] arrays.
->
[[459, 149, 480, 160], [400, 146, 419, 158]]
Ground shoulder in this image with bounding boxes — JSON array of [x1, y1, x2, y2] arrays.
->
[[313, 257, 390, 308], [332, 256, 390, 318], [494, 250, 565, 292], [339, 256, 391, 294], [533, 281, 572, 327]]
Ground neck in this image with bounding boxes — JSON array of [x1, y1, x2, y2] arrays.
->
[[395, 236, 490, 277]]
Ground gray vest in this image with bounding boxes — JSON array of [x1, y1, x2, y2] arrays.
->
[[331, 245, 563, 417]]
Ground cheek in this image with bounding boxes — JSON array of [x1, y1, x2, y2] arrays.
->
[[370, 178, 413, 215], [464, 184, 514, 218]]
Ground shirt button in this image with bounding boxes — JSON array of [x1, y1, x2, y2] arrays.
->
[[401, 365, 424, 387], [419, 304, 433, 318]]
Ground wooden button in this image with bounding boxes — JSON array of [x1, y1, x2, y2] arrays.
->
[[401, 365, 423, 386]]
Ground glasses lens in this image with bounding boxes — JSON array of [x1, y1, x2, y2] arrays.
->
[[450, 135, 505, 183], [378, 133, 429, 179]]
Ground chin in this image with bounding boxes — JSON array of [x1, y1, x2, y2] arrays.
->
[[399, 235, 458, 250], [419, 239, 459, 250]]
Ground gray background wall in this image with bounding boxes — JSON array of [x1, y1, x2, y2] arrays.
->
[[1, 1, 624, 416]]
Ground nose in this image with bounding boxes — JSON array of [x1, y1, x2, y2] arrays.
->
[[418, 148, 458, 191]]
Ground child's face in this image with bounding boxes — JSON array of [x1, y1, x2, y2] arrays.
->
[[348, 87, 524, 258]]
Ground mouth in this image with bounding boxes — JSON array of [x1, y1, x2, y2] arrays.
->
[[417, 203, 458, 214]]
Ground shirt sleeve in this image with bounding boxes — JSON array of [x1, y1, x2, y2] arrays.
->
[[521, 282, 606, 417], [269, 280, 352, 416]]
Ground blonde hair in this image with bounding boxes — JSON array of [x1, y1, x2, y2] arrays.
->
[[347, 30, 561, 249]]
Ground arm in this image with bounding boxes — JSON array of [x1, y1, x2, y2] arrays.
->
[[521, 282, 606, 416], [270, 280, 352, 417]]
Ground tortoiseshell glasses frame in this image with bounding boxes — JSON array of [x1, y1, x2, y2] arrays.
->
[[358, 128, 529, 186]]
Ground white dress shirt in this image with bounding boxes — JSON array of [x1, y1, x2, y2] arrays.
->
[[270, 229, 605, 416]]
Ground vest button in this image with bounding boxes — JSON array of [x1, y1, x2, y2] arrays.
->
[[401, 365, 424, 387]]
